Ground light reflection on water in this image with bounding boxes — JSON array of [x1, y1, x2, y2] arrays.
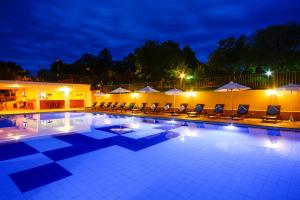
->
[[0, 112, 300, 161]]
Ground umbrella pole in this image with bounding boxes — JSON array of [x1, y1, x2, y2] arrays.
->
[[174, 95, 175, 112], [231, 90, 233, 115], [289, 90, 294, 122]]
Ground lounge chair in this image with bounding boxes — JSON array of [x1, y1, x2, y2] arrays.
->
[[123, 103, 136, 112], [108, 102, 118, 111], [112, 102, 126, 112], [170, 103, 188, 116], [85, 102, 97, 110], [147, 103, 159, 113], [162, 103, 172, 113], [96, 102, 105, 110], [208, 104, 225, 118], [187, 104, 205, 117], [131, 103, 147, 113], [232, 104, 249, 120], [100, 102, 112, 111], [262, 105, 281, 123]]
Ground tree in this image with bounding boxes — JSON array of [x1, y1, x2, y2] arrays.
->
[[207, 23, 300, 77], [133, 40, 201, 81], [0, 61, 29, 80]]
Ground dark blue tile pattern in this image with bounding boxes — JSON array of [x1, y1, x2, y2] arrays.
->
[[44, 131, 179, 161], [0, 118, 16, 128], [9, 162, 72, 193], [44, 137, 115, 161], [116, 131, 179, 151], [0, 142, 38, 161]]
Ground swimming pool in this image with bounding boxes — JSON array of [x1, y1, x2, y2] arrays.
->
[[0, 112, 300, 200]]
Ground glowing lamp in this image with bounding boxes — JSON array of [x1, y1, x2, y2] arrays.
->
[[59, 86, 71, 93], [265, 70, 272, 77], [186, 75, 194, 80], [131, 93, 139, 98], [186, 91, 196, 97], [266, 89, 281, 96], [179, 73, 186, 79], [8, 84, 22, 88]]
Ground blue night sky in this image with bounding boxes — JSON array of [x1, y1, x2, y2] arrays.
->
[[0, 0, 299, 72]]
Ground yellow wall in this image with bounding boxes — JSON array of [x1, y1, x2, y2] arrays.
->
[[92, 89, 300, 116], [0, 81, 91, 110]]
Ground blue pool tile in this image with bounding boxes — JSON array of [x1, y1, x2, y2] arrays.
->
[[117, 131, 179, 151], [96, 125, 134, 135], [0, 142, 38, 161], [0, 153, 53, 174], [25, 137, 71, 152], [0, 118, 16, 128], [83, 129, 116, 140], [54, 133, 101, 146], [153, 124, 181, 131], [267, 129, 281, 136], [43, 137, 115, 161], [9, 162, 72, 193], [124, 129, 164, 139]]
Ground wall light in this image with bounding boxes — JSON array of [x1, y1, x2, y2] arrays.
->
[[185, 91, 196, 97], [40, 92, 46, 99], [131, 93, 139, 98], [8, 84, 22, 88], [58, 86, 71, 93], [266, 89, 282, 96]]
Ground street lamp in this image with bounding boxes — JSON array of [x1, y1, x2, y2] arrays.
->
[[179, 72, 186, 79], [179, 72, 186, 88]]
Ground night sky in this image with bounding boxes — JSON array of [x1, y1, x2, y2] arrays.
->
[[1, 0, 299, 72]]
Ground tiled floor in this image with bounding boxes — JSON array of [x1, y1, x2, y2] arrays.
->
[[0, 112, 300, 199]]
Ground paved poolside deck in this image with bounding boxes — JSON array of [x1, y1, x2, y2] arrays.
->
[[1, 108, 300, 130], [86, 110, 300, 130]]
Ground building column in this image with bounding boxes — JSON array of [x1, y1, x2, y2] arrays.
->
[[35, 89, 40, 111], [64, 90, 70, 109]]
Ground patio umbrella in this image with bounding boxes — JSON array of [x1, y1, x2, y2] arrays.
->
[[94, 91, 106, 97], [277, 83, 300, 121], [109, 87, 131, 94], [136, 86, 160, 105], [165, 88, 184, 110], [215, 81, 251, 115], [109, 87, 131, 101]]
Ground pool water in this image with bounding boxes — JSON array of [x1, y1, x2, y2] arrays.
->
[[0, 112, 300, 200]]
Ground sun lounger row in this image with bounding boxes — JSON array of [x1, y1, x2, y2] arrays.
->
[[86, 102, 282, 123]]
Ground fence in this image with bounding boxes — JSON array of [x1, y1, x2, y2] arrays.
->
[[98, 71, 300, 92]]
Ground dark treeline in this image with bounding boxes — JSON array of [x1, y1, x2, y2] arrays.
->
[[1, 23, 299, 87]]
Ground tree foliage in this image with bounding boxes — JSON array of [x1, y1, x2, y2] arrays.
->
[[1, 23, 299, 87], [208, 23, 300, 78]]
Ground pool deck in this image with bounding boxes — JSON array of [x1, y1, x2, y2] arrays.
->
[[1, 109, 300, 130]]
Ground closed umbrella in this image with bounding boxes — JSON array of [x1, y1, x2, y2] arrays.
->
[[215, 81, 251, 115], [136, 86, 160, 105], [277, 83, 300, 121], [165, 88, 184, 111]]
